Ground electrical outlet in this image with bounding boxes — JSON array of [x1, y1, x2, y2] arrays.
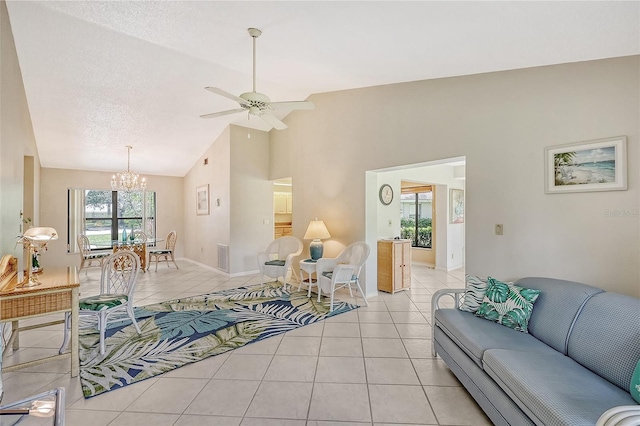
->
[[495, 224, 504, 235]]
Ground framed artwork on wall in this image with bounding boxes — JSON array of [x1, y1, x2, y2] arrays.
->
[[450, 188, 464, 224], [196, 184, 210, 215], [545, 136, 627, 194]]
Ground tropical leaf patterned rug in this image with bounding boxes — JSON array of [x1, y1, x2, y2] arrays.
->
[[78, 281, 357, 398]]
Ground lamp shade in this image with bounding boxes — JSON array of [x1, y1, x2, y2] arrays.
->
[[303, 220, 330, 240], [23, 227, 58, 242]]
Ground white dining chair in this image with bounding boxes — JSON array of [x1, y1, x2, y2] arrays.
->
[[60, 250, 142, 355]]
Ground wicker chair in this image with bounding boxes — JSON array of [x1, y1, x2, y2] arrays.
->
[[132, 230, 147, 244], [147, 231, 178, 271], [257, 236, 303, 290], [78, 234, 110, 274], [60, 250, 142, 355], [315, 241, 370, 311]]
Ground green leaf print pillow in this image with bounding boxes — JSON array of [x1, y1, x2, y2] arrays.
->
[[474, 277, 541, 333]]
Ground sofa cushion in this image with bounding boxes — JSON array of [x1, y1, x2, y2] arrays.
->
[[435, 309, 558, 368], [434, 327, 536, 426], [474, 278, 540, 333], [567, 291, 640, 391], [515, 277, 603, 354], [483, 349, 637, 426]]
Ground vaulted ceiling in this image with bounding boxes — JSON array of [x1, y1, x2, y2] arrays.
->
[[6, 1, 639, 177]]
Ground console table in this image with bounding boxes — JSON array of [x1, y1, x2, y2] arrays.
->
[[0, 267, 80, 377]]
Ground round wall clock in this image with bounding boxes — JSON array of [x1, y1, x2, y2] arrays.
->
[[379, 184, 393, 205]]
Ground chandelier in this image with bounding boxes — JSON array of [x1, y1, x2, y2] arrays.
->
[[110, 145, 147, 192]]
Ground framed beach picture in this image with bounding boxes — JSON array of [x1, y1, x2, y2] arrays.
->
[[196, 184, 210, 215], [544, 136, 627, 194], [450, 188, 464, 224]]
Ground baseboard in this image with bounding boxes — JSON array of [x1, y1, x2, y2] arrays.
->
[[181, 258, 259, 278]]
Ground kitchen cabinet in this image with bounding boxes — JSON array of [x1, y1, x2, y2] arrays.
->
[[274, 192, 292, 214], [377, 239, 411, 293]]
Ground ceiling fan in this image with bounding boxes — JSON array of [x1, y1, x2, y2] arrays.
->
[[200, 28, 314, 130]]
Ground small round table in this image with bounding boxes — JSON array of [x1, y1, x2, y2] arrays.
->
[[299, 259, 318, 298]]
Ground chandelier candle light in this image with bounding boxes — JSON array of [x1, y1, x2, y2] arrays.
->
[[111, 145, 147, 192], [303, 218, 331, 261]]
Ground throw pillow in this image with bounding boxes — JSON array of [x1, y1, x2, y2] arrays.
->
[[631, 359, 640, 403], [459, 275, 488, 313], [474, 277, 541, 333]]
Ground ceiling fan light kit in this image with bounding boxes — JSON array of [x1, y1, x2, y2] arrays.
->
[[201, 28, 314, 130]]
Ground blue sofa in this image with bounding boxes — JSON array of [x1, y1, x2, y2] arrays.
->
[[431, 277, 640, 426]]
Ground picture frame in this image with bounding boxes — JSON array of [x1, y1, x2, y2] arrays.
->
[[196, 184, 210, 215], [450, 188, 464, 224], [544, 136, 627, 194]]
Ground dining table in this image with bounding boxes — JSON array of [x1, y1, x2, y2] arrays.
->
[[94, 238, 163, 272]]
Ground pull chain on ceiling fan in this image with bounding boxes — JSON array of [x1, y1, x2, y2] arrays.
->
[[200, 28, 314, 130]]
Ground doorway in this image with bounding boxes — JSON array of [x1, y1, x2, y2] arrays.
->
[[273, 177, 292, 239], [364, 156, 465, 295], [400, 182, 436, 265]]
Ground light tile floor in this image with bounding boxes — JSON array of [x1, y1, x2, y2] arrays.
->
[[1, 261, 492, 426]]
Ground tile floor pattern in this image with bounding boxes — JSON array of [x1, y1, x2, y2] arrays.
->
[[1, 261, 492, 426]]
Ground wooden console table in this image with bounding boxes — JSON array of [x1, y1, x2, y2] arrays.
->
[[0, 267, 79, 377]]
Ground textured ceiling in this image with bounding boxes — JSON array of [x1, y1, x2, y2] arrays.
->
[[6, 1, 639, 177]]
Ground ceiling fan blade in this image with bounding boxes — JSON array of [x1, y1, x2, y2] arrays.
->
[[204, 87, 250, 106], [259, 112, 288, 130], [200, 108, 245, 119], [269, 101, 315, 111]]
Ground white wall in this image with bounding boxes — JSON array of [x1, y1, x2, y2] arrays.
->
[[272, 56, 640, 297], [40, 168, 184, 269]]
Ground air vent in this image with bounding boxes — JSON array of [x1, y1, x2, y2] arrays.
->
[[217, 244, 229, 272]]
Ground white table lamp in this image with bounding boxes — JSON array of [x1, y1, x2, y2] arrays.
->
[[303, 219, 330, 261], [18, 227, 58, 287]]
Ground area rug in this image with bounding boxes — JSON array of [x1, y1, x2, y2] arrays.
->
[[78, 281, 357, 398]]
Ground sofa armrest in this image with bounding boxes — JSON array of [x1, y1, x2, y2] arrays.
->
[[596, 405, 640, 426], [431, 288, 466, 357], [431, 288, 466, 310]]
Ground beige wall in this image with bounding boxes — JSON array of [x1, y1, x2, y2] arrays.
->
[[229, 126, 273, 274], [183, 126, 231, 269], [183, 126, 272, 274], [39, 168, 184, 269], [272, 56, 640, 297], [1, 1, 40, 272]]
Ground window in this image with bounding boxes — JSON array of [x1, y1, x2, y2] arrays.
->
[[400, 187, 433, 248], [68, 189, 156, 252]]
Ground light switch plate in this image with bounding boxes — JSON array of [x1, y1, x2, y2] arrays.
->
[[495, 224, 504, 235]]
